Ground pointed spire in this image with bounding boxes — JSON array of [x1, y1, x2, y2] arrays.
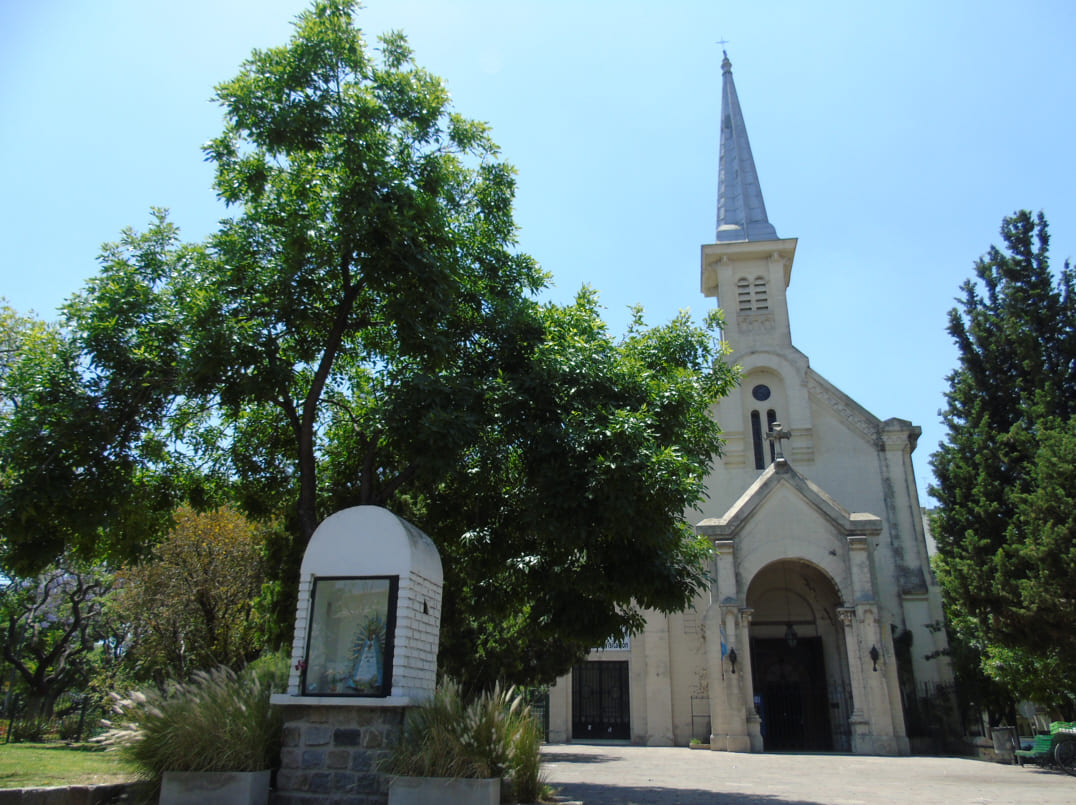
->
[[716, 52, 778, 243]]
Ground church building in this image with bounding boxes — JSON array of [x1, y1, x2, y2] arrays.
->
[[546, 53, 954, 755]]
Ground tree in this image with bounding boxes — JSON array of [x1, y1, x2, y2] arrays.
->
[[114, 505, 270, 683], [425, 296, 733, 688], [3, 0, 544, 575], [0, 0, 737, 689], [930, 210, 1076, 714], [0, 562, 113, 719], [0, 301, 50, 393], [0, 277, 181, 575]]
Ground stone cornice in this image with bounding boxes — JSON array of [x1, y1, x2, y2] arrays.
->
[[881, 417, 922, 454], [700, 238, 798, 296], [696, 459, 883, 539], [806, 370, 879, 444]]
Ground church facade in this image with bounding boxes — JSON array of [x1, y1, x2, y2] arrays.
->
[[545, 54, 953, 755]]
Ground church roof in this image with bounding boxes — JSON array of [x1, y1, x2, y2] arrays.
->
[[715, 52, 779, 243]]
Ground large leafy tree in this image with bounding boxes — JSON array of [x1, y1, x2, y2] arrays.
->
[[930, 210, 1076, 713], [0, 259, 183, 574], [1, 0, 540, 575], [427, 297, 732, 687], [0, 0, 737, 688]]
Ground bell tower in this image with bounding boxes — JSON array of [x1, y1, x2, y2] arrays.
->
[[700, 52, 812, 476]]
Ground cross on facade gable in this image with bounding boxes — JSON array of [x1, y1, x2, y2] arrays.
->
[[765, 421, 791, 462]]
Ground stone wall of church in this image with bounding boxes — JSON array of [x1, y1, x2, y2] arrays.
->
[[666, 603, 710, 745]]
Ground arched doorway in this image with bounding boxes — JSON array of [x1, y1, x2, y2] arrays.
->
[[745, 560, 851, 752]]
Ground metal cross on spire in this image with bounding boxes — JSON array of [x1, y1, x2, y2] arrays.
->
[[766, 421, 791, 462]]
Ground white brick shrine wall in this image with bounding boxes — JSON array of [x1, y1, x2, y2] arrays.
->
[[280, 506, 444, 703], [391, 570, 442, 700]]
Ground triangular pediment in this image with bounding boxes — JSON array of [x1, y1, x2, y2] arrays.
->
[[696, 459, 882, 539]]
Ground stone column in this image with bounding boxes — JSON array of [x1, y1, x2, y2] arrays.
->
[[705, 540, 751, 752], [547, 676, 570, 743], [643, 612, 675, 746], [844, 535, 874, 753], [719, 606, 751, 752], [739, 608, 763, 752], [705, 540, 734, 751], [703, 601, 729, 750], [857, 605, 906, 755], [838, 606, 871, 752], [712, 540, 737, 606], [846, 536, 873, 604], [844, 533, 908, 755]]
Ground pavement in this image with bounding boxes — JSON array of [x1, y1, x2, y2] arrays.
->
[[540, 743, 1076, 805]]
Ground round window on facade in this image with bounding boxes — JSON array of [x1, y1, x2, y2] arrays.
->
[[751, 384, 771, 402]]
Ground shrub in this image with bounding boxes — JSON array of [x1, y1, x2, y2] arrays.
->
[[380, 679, 546, 798], [100, 655, 287, 782], [508, 710, 545, 803], [58, 713, 86, 742], [8, 716, 53, 743]]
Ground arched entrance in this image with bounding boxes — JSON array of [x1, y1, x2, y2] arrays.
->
[[745, 560, 852, 752]]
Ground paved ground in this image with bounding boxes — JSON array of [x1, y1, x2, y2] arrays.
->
[[540, 744, 1075, 805]]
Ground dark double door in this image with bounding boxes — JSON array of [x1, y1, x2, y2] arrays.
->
[[572, 661, 630, 740], [751, 637, 834, 751]]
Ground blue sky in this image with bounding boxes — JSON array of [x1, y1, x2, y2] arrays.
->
[[2, 0, 1075, 504]]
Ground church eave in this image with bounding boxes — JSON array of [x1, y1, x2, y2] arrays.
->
[[702, 237, 797, 261], [700, 237, 797, 297]]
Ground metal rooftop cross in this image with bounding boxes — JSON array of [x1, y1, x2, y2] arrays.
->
[[766, 421, 791, 462]]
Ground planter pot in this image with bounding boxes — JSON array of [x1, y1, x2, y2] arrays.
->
[[159, 769, 270, 805], [388, 775, 500, 805]]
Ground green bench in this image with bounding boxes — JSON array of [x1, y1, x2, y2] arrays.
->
[[1016, 721, 1076, 776]]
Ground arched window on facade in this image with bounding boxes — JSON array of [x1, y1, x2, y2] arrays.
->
[[766, 408, 778, 463], [749, 384, 779, 470], [751, 411, 764, 469], [737, 277, 752, 312]]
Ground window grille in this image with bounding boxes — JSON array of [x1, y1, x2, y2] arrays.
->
[[753, 276, 769, 310]]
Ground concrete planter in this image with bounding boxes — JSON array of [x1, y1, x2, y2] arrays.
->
[[159, 769, 270, 805], [388, 775, 500, 805]]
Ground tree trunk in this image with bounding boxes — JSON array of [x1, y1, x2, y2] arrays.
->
[[22, 687, 59, 721]]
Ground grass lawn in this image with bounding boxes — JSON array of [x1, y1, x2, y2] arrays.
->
[[0, 743, 139, 788]]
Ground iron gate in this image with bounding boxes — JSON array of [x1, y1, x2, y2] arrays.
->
[[572, 661, 630, 740], [752, 636, 838, 751]]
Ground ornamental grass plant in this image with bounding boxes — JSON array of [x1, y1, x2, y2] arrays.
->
[[100, 655, 287, 784], [507, 708, 545, 803], [380, 680, 546, 801]]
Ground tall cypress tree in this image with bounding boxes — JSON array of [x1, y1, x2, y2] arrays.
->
[[931, 210, 1076, 712]]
